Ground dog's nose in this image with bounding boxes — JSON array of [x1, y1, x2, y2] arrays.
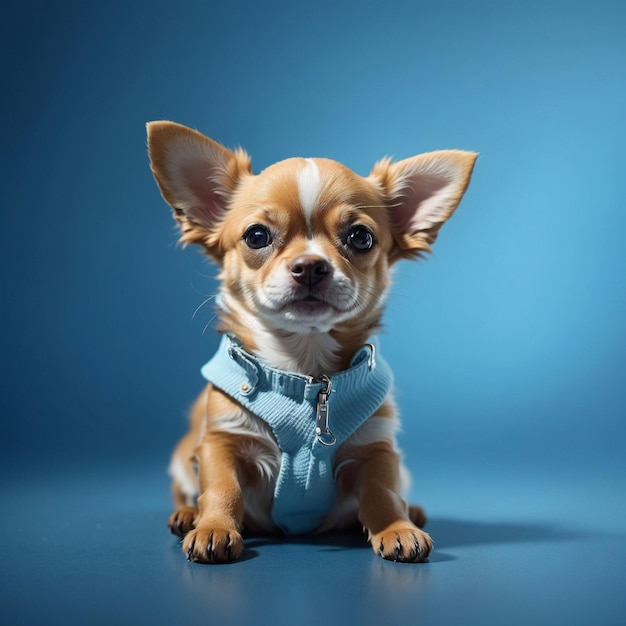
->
[[289, 255, 330, 287]]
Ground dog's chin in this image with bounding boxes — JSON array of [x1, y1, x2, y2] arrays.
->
[[262, 297, 346, 333], [285, 296, 336, 317]]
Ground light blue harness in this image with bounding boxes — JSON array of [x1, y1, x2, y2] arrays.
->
[[200, 335, 393, 535]]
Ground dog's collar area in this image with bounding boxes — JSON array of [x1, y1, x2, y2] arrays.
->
[[220, 334, 379, 446], [220, 333, 378, 393], [200, 334, 393, 535]]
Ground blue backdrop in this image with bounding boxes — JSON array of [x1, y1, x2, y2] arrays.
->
[[3, 2, 626, 625], [2, 0, 625, 484]]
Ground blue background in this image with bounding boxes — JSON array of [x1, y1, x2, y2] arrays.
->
[[2, 1, 625, 625]]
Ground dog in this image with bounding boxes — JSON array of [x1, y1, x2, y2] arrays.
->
[[147, 121, 476, 563]]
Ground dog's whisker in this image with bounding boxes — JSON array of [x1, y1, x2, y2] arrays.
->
[[192, 295, 218, 321], [201, 312, 219, 337]]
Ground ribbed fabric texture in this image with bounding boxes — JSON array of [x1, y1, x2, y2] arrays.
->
[[201, 335, 393, 535]]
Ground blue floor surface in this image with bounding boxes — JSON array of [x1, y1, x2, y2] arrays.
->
[[1, 460, 625, 626]]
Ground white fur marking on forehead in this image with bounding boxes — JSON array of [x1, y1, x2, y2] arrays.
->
[[303, 238, 328, 259], [297, 158, 321, 222]]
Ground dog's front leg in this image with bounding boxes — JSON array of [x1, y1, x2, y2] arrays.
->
[[355, 442, 433, 562], [182, 434, 244, 563]]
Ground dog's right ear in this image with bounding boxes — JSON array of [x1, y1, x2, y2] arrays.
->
[[147, 121, 252, 254]]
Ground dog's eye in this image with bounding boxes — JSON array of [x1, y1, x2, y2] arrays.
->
[[243, 225, 272, 249], [346, 225, 375, 252]]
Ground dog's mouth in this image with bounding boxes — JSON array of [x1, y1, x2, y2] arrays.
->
[[254, 285, 362, 333], [283, 293, 338, 316]]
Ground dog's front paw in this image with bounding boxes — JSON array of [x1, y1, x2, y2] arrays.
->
[[168, 506, 197, 537], [182, 526, 244, 564], [371, 522, 433, 562]]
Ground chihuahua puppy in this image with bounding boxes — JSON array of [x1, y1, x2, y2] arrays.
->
[[147, 121, 476, 563]]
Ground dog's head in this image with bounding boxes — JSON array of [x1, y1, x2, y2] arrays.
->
[[147, 122, 476, 368]]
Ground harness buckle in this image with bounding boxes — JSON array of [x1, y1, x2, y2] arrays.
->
[[364, 343, 376, 370]]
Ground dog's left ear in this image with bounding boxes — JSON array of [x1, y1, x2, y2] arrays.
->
[[147, 121, 252, 254], [370, 150, 477, 259]]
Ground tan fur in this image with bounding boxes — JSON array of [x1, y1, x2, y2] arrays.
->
[[148, 121, 476, 563]]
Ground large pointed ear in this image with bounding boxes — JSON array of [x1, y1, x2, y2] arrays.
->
[[370, 150, 477, 259], [146, 121, 252, 252]]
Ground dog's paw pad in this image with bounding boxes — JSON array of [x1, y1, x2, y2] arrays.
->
[[182, 527, 243, 563], [372, 523, 433, 562]]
